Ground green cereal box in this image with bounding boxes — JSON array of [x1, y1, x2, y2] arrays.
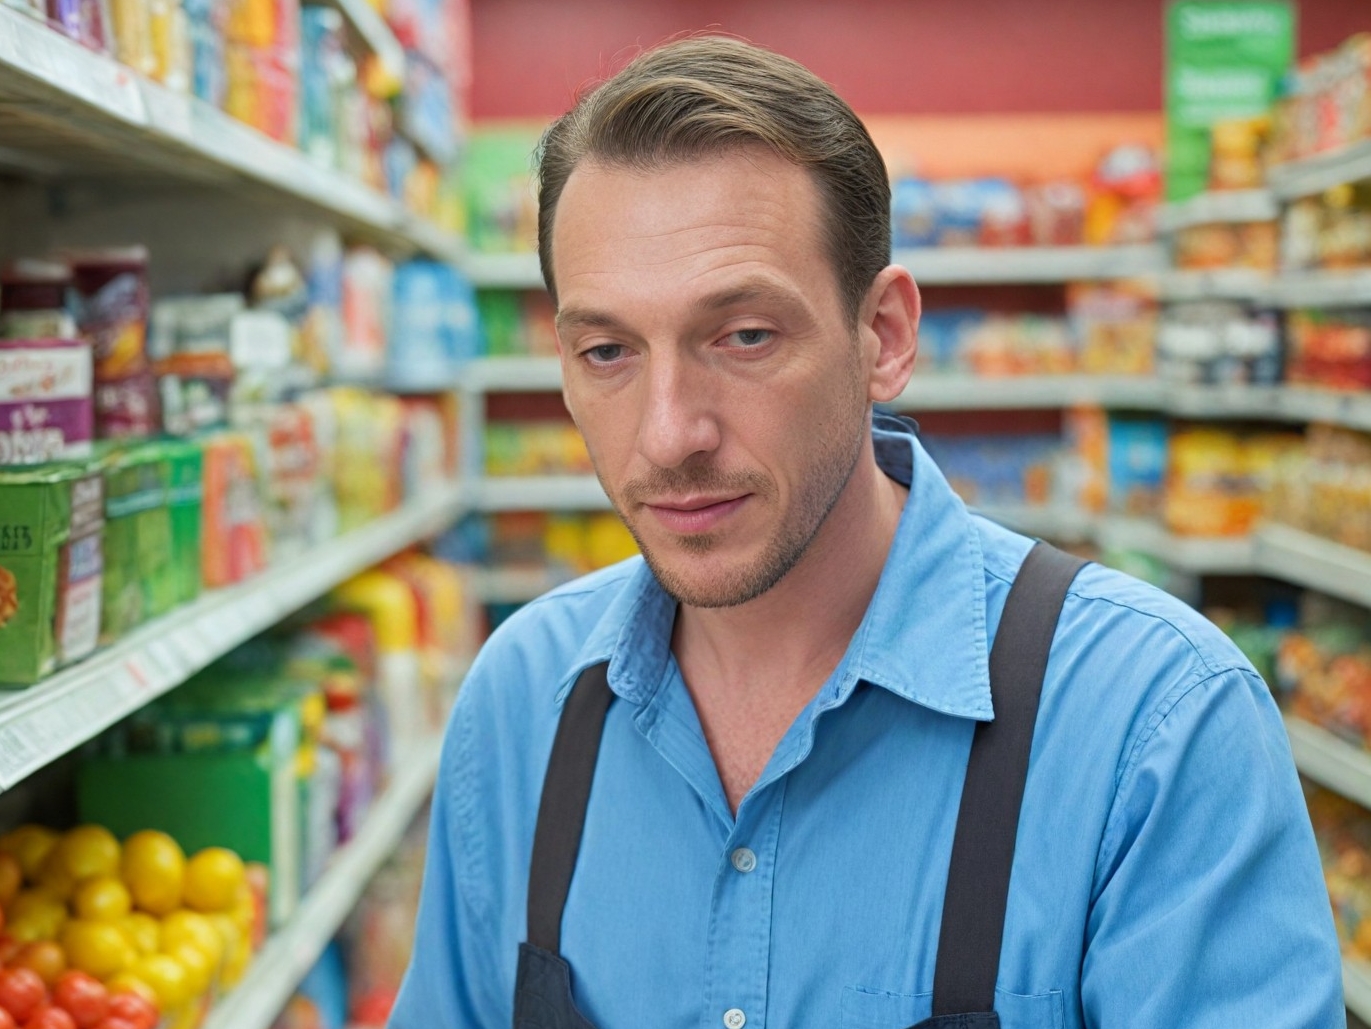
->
[[164, 440, 204, 607], [101, 443, 171, 643], [0, 461, 104, 685]]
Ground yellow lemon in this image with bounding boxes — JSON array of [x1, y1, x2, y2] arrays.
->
[[219, 935, 252, 989], [103, 971, 160, 1007], [181, 849, 245, 913], [120, 832, 185, 917], [117, 912, 162, 956], [165, 943, 213, 998], [34, 848, 77, 900], [0, 852, 23, 907], [0, 826, 58, 882], [131, 952, 192, 1010], [52, 826, 121, 882], [60, 917, 136, 978], [6, 888, 68, 942], [160, 911, 222, 973], [72, 875, 133, 922]]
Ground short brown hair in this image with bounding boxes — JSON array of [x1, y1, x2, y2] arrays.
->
[[535, 36, 891, 328]]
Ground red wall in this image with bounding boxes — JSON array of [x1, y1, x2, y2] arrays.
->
[[470, 0, 1366, 119]]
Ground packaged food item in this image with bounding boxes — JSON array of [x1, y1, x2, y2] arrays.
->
[[891, 177, 938, 249], [109, 0, 156, 75], [338, 248, 393, 382], [165, 439, 204, 607], [1024, 181, 1086, 246], [331, 570, 422, 753], [1084, 144, 1160, 246], [462, 126, 543, 253], [1286, 310, 1371, 391], [0, 260, 76, 340], [1164, 427, 1301, 537], [0, 461, 104, 685], [0, 339, 94, 466], [386, 261, 478, 390], [46, 0, 109, 50], [485, 421, 592, 477], [920, 433, 1059, 508], [68, 248, 155, 440], [201, 431, 269, 589], [1107, 416, 1169, 518], [100, 443, 172, 642], [1068, 283, 1156, 376], [156, 350, 235, 436]]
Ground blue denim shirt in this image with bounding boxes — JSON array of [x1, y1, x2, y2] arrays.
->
[[391, 418, 1344, 1029]]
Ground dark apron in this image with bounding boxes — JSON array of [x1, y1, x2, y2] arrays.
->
[[513, 542, 1087, 1029]]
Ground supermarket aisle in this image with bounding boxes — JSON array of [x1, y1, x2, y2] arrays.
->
[[0, 0, 1370, 1025]]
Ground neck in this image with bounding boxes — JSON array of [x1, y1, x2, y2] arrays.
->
[[673, 440, 908, 713]]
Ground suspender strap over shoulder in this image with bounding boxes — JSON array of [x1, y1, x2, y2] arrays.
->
[[930, 542, 1087, 1017], [526, 662, 614, 954]]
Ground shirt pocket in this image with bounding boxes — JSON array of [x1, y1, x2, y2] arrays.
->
[[840, 985, 1065, 1029]]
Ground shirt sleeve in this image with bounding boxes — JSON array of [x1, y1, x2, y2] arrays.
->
[[1081, 666, 1345, 1028], [387, 688, 506, 1029]]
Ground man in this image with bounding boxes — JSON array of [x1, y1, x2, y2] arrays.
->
[[392, 36, 1343, 1029]]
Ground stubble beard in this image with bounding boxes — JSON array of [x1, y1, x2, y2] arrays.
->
[[602, 389, 868, 610]]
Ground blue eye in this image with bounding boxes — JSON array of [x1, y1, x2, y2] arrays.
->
[[729, 328, 773, 348], [585, 344, 626, 364]]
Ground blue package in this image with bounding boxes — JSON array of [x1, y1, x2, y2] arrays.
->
[[297, 941, 348, 1029], [1107, 417, 1168, 517], [891, 177, 938, 249], [386, 261, 479, 390], [917, 309, 986, 372]]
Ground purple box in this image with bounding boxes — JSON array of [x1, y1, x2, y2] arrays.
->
[[0, 339, 94, 466]]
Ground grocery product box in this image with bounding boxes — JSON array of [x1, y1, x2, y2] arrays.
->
[[100, 443, 172, 642], [166, 439, 205, 607], [0, 460, 104, 685], [0, 339, 94, 466]]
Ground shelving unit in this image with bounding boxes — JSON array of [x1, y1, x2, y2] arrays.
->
[[0, 4, 463, 262], [200, 736, 444, 1029], [897, 374, 1161, 411], [1268, 139, 1371, 202], [1153, 268, 1272, 303], [894, 244, 1166, 283], [473, 474, 610, 512], [1345, 958, 1371, 1025], [1156, 189, 1278, 233], [0, 483, 466, 792], [314, 0, 406, 80], [1254, 524, 1371, 610], [1269, 269, 1371, 310], [1286, 716, 1371, 812]]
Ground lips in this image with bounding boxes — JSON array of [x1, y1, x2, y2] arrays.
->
[[644, 494, 749, 533]]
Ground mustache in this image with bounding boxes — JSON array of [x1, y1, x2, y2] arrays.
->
[[619, 464, 773, 504]]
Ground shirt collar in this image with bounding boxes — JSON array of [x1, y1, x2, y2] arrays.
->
[[555, 413, 993, 722]]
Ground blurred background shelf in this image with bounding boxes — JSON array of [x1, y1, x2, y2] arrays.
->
[[893, 244, 1167, 283], [313, 0, 406, 80], [1345, 957, 1371, 1025], [1156, 189, 1278, 232], [1253, 524, 1371, 610], [472, 475, 611, 512], [199, 736, 444, 1029], [0, 484, 466, 792], [1269, 269, 1371, 310], [466, 252, 544, 289], [1286, 716, 1371, 812], [1268, 139, 1371, 201], [1153, 268, 1273, 303]]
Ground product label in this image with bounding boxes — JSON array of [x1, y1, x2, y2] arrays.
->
[[1165, 0, 1294, 201], [0, 346, 92, 402], [0, 399, 94, 465]]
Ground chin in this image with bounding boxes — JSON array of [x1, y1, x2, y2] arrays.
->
[[639, 536, 797, 610]]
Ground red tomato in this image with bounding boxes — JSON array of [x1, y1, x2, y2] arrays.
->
[[90, 1020, 136, 1029], [0, 938, 23, 967], [102, 996, 153, 1029], [49, 974, 105, 1029], [22, 1007, 74, 1029], [0, 968, 47, 1022], [0, 1004, 16, 1029]]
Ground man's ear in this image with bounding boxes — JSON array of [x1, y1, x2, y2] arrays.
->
[[860, 265, 920, 404]]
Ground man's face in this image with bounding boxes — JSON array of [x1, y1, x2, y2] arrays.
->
[[551, 148, 873, 608]]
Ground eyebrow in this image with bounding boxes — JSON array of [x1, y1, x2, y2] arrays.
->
[[555, 277, 807, 335]]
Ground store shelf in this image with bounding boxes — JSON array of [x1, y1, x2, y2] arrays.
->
[[1276, 387, 1371, 432], [1156, 190, 1278, 233], [1254, 524, 1371, 610], [973, 504, 1097, 544], [473, 475, 611, 512], [0, 5, 462, 261], [1286, 715, 1371, 811], [201, 736, 444, 1029], [0, 484, 466, 792], [311, 0, 405, 80], [1268, 139, 1371, 201], [460, 355, 562, 392], [1154, 268, 1273, 303], [466, 252, 544, 289], [1164, 383, 1283, 420], [1269, 269, 1371, 310], [1346, 957, 1371, 1024], [893, 244, 1166, 284], [469, 565, 573, 604], [896, 374, 1161, 411], [1095, 516, 1255, 574]]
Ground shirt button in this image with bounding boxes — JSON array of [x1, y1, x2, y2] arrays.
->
[[723, 1009, 746, 1029], [731, 847, 757, 873]]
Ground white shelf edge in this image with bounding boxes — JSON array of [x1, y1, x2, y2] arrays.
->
[[469, 566, 573, 604], [1094, 516, 1255, 574], [0, 5, 460, 261], [1268, 139, 1371, 201], [472, 475, 611, 512], [894, 244, 1166, 284], [460, 355, 563, 392], [896, 374, 1162, 411], [1254, 524, 1371, 610], [973, 504, 1097, 544], [1286, 715, 1371, 811], [1346, 957, 1371, 1024], [1157, 189, 1278, 233], [0, 484, 466, 791], [1154, 268, 1274, 303], [1270, 270, 1371, 310], [313, 0, 405, 80], [200, 736, 444, 1029], [466, 252, 545, 290]]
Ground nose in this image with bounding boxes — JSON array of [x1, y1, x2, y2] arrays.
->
[[635, 349, 721, 470]]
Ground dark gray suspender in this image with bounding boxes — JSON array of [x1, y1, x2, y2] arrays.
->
[[524, 542, 1087, 1017]]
